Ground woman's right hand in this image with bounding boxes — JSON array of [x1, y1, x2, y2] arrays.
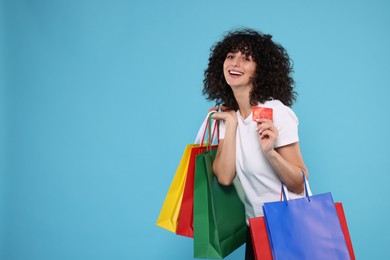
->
[[210, 107, 238, 127]]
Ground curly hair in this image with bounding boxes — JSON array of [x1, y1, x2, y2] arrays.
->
[[203, 28, 296, 110]]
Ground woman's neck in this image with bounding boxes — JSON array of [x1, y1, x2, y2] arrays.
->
[[232, 86, 252, 119]]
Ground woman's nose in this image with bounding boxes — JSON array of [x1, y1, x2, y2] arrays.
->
[[231, 57, 239, 67]]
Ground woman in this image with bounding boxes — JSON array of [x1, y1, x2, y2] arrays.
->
[[203, 28, 308, 259]]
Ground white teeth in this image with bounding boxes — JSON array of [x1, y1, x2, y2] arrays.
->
[[230, 70, 243, 75]]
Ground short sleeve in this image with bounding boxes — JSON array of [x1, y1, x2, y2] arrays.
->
[[273, 104, 299, 148]]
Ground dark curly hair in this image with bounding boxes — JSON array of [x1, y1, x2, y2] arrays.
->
[[203, 28, 296, 110]]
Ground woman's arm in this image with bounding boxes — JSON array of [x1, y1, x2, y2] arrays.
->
[[211, 111, 238, 186], [267, 143, 307, 194], [257, 118, 308, 194]]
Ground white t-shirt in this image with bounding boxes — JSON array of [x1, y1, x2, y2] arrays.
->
[[219, 100, 304, 220]]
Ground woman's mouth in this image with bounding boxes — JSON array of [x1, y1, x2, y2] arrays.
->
[[229, 70, 244, 76]]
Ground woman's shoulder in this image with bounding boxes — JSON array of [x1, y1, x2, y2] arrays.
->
[[261, 99, 298, 121], [261, 99, 290, 110]]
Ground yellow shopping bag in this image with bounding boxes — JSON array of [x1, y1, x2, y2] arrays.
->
[[156, 144, 200, 233]]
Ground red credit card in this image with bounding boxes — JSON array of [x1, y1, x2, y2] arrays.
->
[[252, 106, 273, 121]]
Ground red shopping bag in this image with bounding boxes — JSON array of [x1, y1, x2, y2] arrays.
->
[[248, 216, 272, 260], [249, 202, 355, 260], [335, 202, 356, 260]]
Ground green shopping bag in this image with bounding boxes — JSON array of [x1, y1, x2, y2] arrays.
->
[[193, 147, 246, 258]]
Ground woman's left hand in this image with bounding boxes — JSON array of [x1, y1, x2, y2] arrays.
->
[[256, 119, 278, 154]]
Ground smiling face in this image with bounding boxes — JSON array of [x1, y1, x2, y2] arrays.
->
[[223, 51, 257, 90]]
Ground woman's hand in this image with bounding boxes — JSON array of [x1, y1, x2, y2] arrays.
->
[[209, 106, 238, 127], [212, 110, 238, 128], [256, 118, 278, 155]]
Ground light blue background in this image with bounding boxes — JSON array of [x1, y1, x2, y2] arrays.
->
[[1, 0, 389, 259]]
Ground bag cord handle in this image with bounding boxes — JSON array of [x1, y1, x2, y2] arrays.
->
[[200, 111, 219, 149], [281, 170, 312, 204]]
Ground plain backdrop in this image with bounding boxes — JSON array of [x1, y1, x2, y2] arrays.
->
[[1, 0, 390, 259]]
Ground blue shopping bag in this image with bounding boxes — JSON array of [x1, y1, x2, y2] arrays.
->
[[263, 175, 350, 260]]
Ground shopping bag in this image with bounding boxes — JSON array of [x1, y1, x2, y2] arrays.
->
[[248, 216, 272, 260], [176, 116, 218, 237], [249, 203, 356, 260], [335, 202, 356, 260], [193, 148, 247, 258], [193, 113, 246, 258], [156, 144, 198, 233], [263, 175, 350, 260]]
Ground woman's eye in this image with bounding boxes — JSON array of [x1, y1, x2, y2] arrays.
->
[[226, 54, 235, 59]]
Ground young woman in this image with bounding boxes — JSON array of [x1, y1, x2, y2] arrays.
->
[[202, 28, 308, 259]]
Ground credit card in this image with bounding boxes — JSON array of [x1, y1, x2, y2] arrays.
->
[[252, 106, 273, 121]]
